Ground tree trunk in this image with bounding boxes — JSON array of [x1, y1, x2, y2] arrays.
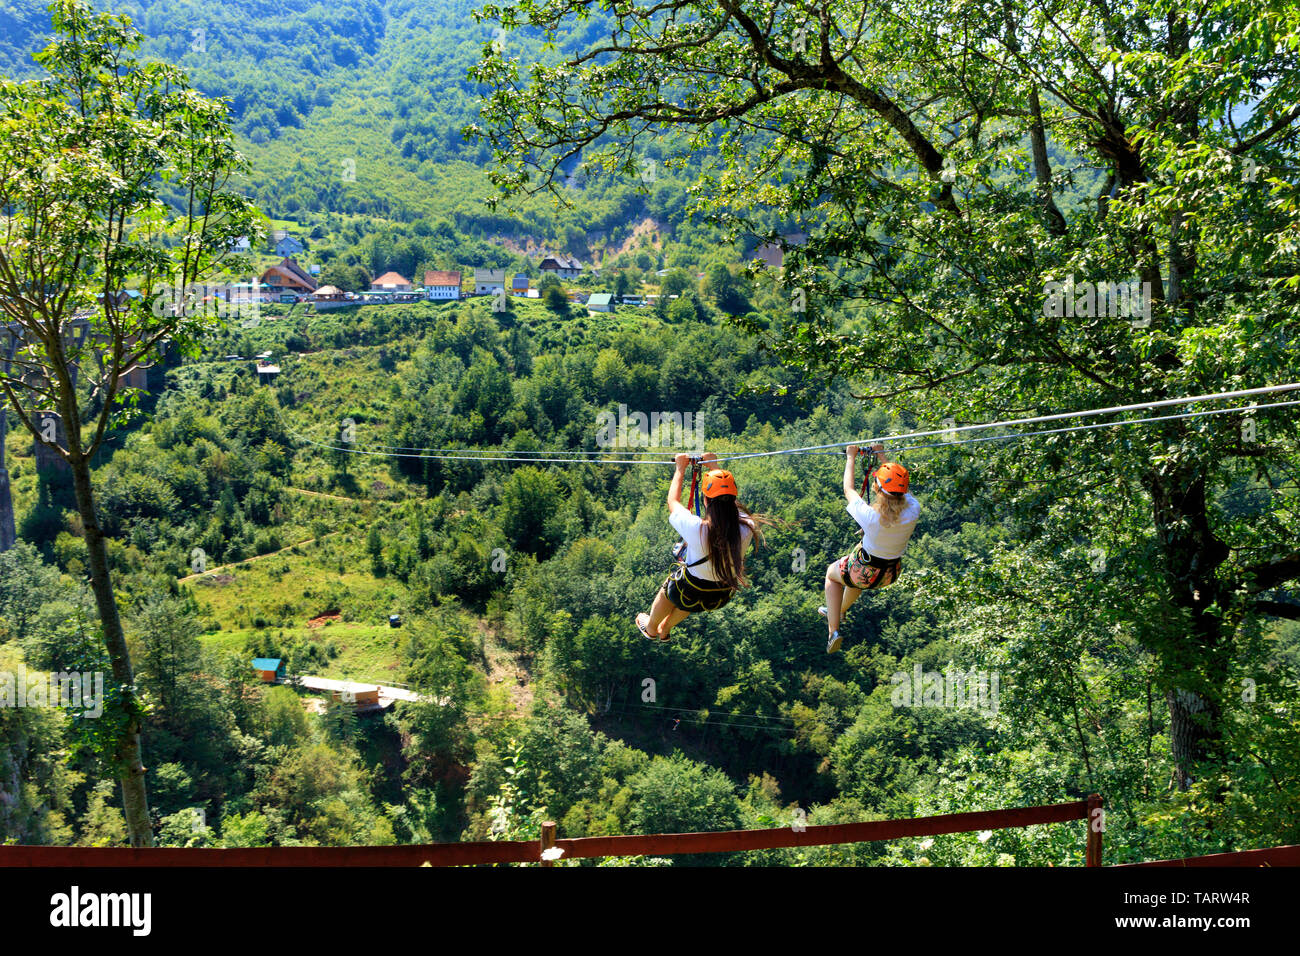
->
[[1145, 465, 1230, 791], [67, 450, 153, 846]]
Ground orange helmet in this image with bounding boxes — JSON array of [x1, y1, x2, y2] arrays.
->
[[875, 462, 909, 495], [702, 469, 738, 498]]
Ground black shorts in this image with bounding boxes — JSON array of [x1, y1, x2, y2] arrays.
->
[[662, 563, 734, 612]]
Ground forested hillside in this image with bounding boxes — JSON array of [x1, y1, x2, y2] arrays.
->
[[2, 0, 1299, 874], [4, 287, 1296, 860], [0, 0, 700, 246]]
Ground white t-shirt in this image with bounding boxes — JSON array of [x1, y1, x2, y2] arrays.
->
[[847, 493, 920, 560], [670, 508, 753, 582]]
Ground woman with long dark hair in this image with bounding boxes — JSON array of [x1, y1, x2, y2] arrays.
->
[[636, 452, 771, 642]]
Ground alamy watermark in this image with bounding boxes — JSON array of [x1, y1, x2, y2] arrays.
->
[[1042, 275, 1152, 327], [596, 404, 705, 450], [0, 665, 104, 718], [890, 663, 1000, 715], [149, 282, 263, 325]]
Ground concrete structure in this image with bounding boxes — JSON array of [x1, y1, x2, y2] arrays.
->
[[32, 410, 70, 476]]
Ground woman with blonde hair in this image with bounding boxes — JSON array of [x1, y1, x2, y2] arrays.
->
[[821, 443, 920, 653], [637, 452, 772, 642]]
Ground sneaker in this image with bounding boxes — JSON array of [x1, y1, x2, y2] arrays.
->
[[827, 630, 842, 654], [818, 605, 828, 617]]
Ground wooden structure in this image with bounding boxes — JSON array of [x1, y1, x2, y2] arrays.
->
[[331, 684, 381, 711], [260, 258, 318, 296], [251, 658, 285, 683], [1116, 844, 1300, 867], [0, 796, 1107, 867]]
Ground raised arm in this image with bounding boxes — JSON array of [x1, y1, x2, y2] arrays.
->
[[843, 445, 862, 504], [844, 443, 888, 504], [667, 452, 692, 515]]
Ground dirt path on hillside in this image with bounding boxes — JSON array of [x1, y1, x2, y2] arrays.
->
[[178, 531, 340, 583], [482, 624, 534, 714], [286, 487, 374, 503]]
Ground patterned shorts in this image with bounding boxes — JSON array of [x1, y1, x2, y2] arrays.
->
[[838, 545, 902, 591]]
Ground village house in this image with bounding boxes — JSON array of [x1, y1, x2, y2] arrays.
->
[[370, 271, 412, 292], [424, 270, 462, 301], [260, 257, 318, 299], [538, 254, 582, 279], [511, 273, 530, 296], [271, 230, 304, 257], [474, 268, 507, 295], [251, 658, 286, 683], [587, 292, 614, 313]]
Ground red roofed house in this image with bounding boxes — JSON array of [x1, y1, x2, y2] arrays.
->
[[371, 271, 412, 292], [260, 257, 319, 299], [424, 270, 462, 301]]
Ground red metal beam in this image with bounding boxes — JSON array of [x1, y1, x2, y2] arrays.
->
[[0, 799, 1095, 867], [0, 841, 535, 867], [555, 799, 1091, 859], [1116, 844, 1300, 867]]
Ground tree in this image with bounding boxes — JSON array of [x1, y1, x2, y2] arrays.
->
[[704, 262, 750, 314], [475, 0, 1300, 791], [659, 268, 693, 297], [499, 467, 563, 558], [0, 0, 259, 844], [132, 594, 203, 721], [544, 284, 570, 314], [628, 752, 743, 844]]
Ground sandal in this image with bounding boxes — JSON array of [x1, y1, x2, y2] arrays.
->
[[637, 613, 668, 643]]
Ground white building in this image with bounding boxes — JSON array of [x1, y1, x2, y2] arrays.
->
[[474, 268, 507, 295], [424, 270, 462, 301]]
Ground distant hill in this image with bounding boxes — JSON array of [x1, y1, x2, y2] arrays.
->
[[0, 0, 668, 233]]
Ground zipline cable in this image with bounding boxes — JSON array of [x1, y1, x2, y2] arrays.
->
[[286, 395, 1300, 466], [852, 397, 1300, 457], [712, 383, 1300, 462]]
